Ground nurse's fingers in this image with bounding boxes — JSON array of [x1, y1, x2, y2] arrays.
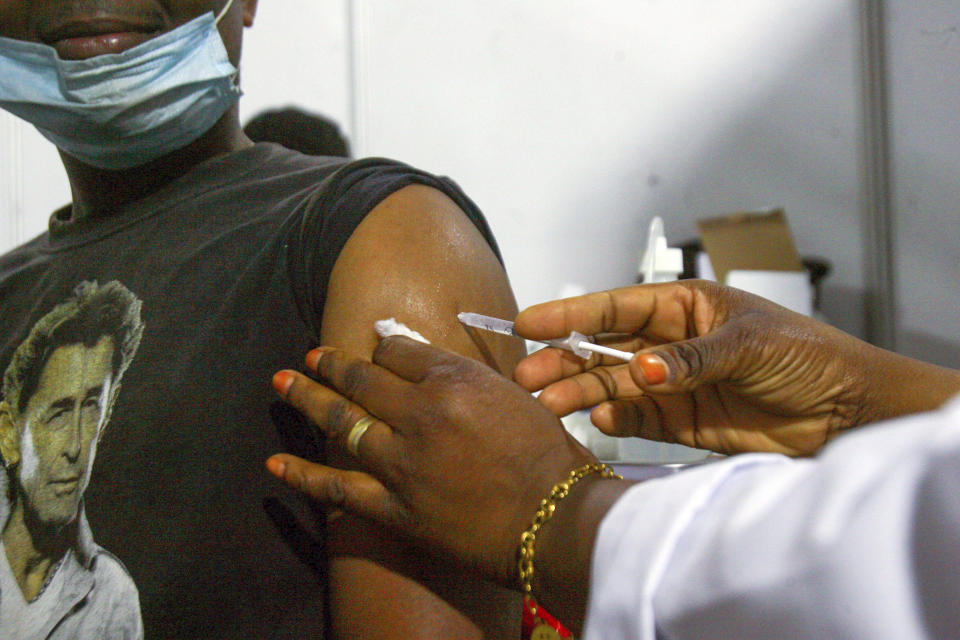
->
[[591, 397, 674, 441], [513, 346, 593, 392], [591, 395, 707, 449], [370, 336, 464, 383], [272, 370, 395, 469], [533, 365, 644, 417], [266, 455, 405, 528], [515, 284, 700, 344], [305, 346, 418, 423]]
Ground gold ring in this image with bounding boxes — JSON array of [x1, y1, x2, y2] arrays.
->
[[346, 415, 377, 456]]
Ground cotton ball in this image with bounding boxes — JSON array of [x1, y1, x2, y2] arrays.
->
[[374, 318, 430, 344]]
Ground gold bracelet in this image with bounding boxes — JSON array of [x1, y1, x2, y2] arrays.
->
[[517, 462, 622, 604]]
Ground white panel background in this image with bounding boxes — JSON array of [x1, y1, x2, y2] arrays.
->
[[352, 0, 864, 336], [0, 1, 957, 363], [239, 0, 350, 132], [0, 113, 70, 246], [886, 0, 960, 366]]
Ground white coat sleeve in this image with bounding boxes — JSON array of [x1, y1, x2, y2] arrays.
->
[[583, 395, 960, 640]]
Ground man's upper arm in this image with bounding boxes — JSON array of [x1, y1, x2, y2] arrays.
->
[[319, 184, 524, 639]]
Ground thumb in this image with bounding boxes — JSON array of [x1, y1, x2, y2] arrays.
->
[[630, 323, 743, 393]]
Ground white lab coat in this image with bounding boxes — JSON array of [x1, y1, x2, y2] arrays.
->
[[584, 395, 960, 639]]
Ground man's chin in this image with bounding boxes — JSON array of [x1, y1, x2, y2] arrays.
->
[[44, 513, 78, 528], [23, 498, 80, 535]]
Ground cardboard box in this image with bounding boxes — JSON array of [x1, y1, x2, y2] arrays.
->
[[696, 209, 803, 285]]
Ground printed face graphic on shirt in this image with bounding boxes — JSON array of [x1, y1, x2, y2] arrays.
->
[[16, 337, 114, 526], [0, 280, 144, 636]]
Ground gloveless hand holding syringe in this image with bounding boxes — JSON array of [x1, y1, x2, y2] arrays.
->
[[457, 312, 634, 362], [455, 218, 683, 362], [382, 218, 678, 362]]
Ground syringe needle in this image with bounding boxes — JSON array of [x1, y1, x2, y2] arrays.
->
[[457, 312, 518, 337], [458, 312, 634, 362]]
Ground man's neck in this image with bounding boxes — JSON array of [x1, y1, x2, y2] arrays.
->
[[60, 111, 253, 223], [2, 501, 72, 602]]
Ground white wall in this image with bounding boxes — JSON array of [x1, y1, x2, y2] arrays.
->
[[351, 0, 865, 336], [1, 1, 957, 363], [886, 0, 960, 366], [240, 0, 350, 133], [0, 113, 71, 246]]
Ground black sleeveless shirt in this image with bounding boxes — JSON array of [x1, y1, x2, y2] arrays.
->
[[0, 143, 501, 639]]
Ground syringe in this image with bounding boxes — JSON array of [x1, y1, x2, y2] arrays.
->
[[457, 312, 634, 362]]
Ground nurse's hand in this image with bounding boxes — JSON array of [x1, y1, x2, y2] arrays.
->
[[266, 337, 607, 589], [513, 280, 960, 456]]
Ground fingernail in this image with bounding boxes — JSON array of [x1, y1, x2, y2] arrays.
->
[[637, 354, 668, 385], [265, 456, 286, 478], [305, 348, 325, 372], [272, 370, 295, 397]]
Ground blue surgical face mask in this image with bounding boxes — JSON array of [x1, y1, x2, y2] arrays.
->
[[0, 6, 241, 170]]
